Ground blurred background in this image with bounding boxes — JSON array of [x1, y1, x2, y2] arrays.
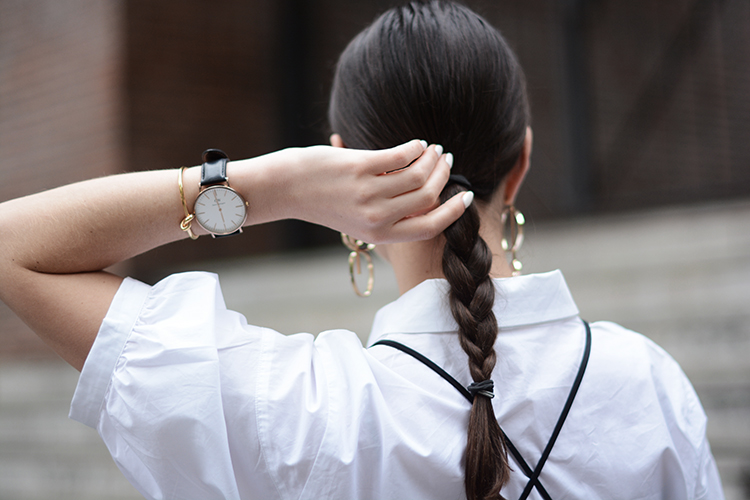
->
[[0, 0, 748, 498]]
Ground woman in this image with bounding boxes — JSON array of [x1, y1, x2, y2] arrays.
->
[[0, 1, 722, 499]]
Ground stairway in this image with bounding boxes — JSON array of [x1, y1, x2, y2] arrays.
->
[[1, 199, 748, 499]]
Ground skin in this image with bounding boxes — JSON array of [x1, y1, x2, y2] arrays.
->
[[0, 141, 468, 370], [331, 128, 533, 295]]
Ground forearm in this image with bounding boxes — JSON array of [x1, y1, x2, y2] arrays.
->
[[0, 165, 201, 369], [0, 151, 288, 275], [0, 141, 463, 370], [1, 170, 188, 274], [0, 150, 293, 369]]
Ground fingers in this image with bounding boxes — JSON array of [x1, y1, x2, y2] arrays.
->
[[364, 139, 428, 175], [383, 146, 453, 220], [356, 143, 459, 243], [375, 144, 448, 199], [383, 190, 473, 243]]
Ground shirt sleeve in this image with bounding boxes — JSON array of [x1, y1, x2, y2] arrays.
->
[[69, 272, 280, 500], [642, 331, 725, 500], [70, 276, 151, 428], [67, 271, 465, 500], [695, 436, 725, 500]]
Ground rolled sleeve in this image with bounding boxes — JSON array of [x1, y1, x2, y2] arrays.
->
[[70, 277, 151, 428]]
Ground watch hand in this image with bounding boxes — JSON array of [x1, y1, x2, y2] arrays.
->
[[214, 193, 227, 225]]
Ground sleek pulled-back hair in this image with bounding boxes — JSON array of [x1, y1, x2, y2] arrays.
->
[[329, 2, 530, 499]]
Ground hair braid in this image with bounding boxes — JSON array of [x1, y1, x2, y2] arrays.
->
[[329, 2, 530, 497], [442, 183, 510, 500]]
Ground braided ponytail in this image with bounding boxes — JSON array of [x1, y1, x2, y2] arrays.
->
[[329, 2, 530, 498], [441, 183, 510, 500]]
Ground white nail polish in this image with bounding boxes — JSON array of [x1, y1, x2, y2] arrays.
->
[[445, 152, 454, 169], [420, 140, 428, 149], [434, 144, 444, 156], [462, 191, 474, 208]]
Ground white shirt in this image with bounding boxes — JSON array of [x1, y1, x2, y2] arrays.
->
[[70, 270, 723, 500]]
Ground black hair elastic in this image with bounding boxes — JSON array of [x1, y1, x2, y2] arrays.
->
[[467, 379, 494, 399], [448, 174, 472, 191]]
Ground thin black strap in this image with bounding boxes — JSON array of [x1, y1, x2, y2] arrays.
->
[[371, 339, 550, 498], [503, 436, 547, 492], [371, 320, 592, 500], [372, 339, 473, 401], [518, 320, 592, 500]]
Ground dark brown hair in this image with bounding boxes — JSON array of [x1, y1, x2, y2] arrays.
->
[[329, 2, 529, 498]]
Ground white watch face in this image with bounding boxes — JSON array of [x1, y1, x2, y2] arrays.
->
[[194, 185, 248, 235]]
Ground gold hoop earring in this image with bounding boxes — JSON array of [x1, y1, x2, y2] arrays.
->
[[501, 206, 525, 276], [341, 233, 375, 297]]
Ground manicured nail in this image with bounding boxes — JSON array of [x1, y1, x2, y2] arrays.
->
[[434, 144, 444, 156], [419, 140, 428, 149], [445, 152, 454, 169], [462, 191, 474, 208]]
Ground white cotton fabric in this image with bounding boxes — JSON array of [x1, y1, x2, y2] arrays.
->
[[70, 270, 724, 500]]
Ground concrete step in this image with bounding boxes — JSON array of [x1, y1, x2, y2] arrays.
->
[[0, 361, 142, 500]]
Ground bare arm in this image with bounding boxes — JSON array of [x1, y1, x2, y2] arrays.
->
[[0, 142, 466, 370]]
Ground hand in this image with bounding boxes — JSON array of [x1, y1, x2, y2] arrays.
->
[[0, 139, 472, 369], [269, 140, 471, 244]]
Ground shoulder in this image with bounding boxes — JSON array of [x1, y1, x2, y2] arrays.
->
[[589, 320, 685, 373], [585, 320, 708, 448], [589, 321, 695, 389], [588, 321, 702, 402], [573, 321, 723, 498]]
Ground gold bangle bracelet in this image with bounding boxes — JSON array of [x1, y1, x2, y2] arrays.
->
[[178, 166, 199, 240]]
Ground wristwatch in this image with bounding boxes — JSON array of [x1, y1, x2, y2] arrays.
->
[[193, 149, 248, 237]]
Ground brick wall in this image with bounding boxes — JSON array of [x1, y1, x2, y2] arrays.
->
[[123, 0, 289, 280], [588, 0, 750, 210], [0, 0, 124, 358]]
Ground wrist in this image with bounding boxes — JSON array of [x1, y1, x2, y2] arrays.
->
[[177, 166, 208, 237], [190, 150, 249, 237], [225, 148, 300, 226]]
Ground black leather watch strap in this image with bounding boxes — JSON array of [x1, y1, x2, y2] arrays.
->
[[201, 149, 229, 186]]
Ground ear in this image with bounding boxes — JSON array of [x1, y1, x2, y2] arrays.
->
[[330, 133, 346, 148], [503, 127, 532, 206]]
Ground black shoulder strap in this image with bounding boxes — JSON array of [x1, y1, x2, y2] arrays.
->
[[370, 320, 592, 500], [517, 319, 592, 500], [370, 339, 474, 402]]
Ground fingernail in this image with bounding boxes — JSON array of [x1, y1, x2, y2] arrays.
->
[[462, 191, 474, 208], [434, 144, 444, 156], [445, 152, 454, 169], [419, 140, 428, 149]]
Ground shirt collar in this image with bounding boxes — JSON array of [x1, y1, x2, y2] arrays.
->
[[368, 270, 579, 345]]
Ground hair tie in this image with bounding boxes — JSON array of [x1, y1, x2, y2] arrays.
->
[[448, 174, 472, 191], [467, 379, 494, 399]]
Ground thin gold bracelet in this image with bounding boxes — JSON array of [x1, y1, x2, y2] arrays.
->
[[178, 166, 199, 240]]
